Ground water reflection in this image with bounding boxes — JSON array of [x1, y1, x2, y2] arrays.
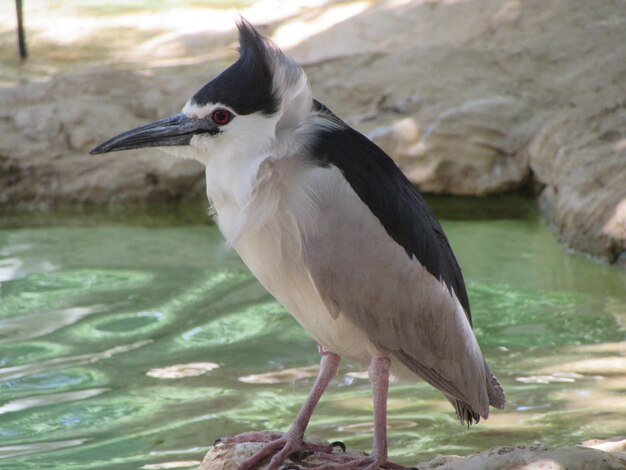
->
[[181, 301, 287, 347], [0, 341, 70, 368], [141, 460, 200, 469], [0, 207, 624, 469], [0, 257, 24, 283], [239, 365, 319, 384], [0, 388, 109, 415], [147, 363, 219, 379], [0, 269, 154, 320], [0, 340, 151, 382], [0, 439, 88, 460], [0, 305, 109, 343], [0, 368, 108, 399]]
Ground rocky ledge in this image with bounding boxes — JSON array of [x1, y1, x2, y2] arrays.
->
[[199, 436, 626, 470], [1, 0, 624, 263]]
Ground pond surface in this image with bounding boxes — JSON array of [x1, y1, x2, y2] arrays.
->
[[0, 198, 624, 469]]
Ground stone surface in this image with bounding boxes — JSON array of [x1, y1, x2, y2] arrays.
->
[[200, 439, 368, 470], [369, 96, 539, 195], [0, 70, 207, 209], [199, 436, 626, 470], [418, 442, 626, 470], [527, 102, 626, 263], [1, 0, 625, 262]]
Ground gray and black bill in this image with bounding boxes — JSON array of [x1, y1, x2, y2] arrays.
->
[[90, 113, 218, 155]]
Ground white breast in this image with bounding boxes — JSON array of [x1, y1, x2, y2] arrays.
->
[[209, 159, 376, 364]]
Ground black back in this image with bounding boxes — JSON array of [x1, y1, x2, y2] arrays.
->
[[308, 101, 473, 323], [192, 20, 279, 116]]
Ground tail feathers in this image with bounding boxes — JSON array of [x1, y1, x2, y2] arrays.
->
[[484, 360, 507, 409], [449, 362, 506, 426], [449, 398, 481, 426]]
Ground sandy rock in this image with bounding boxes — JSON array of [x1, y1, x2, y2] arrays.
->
[[419, 438, 626, 470], [200, 438, 367, 470], [528, 100, 626, 263], [420, 446, 625, 469], [370, 96, 539, 195], [199, 437, 626, 470], [0, 70, 206, 209]]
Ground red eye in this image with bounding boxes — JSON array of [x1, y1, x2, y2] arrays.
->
[[211, 108, 233, 126]]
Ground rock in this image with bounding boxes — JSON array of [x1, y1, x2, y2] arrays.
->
[[418, 438, 626, 470], [0, 70, 206, 209], [200, 438, 366, 470], [528, 100, 626, 263], [199, 437, 626, 470], [370, 96, 540, 195]]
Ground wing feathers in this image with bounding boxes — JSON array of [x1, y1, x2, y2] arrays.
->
[[307, 101, 472, 324], [299, 108, 505, 423], [299, 165, 493, 420]]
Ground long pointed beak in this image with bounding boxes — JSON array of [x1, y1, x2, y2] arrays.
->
[[90, 113, 218, 155]]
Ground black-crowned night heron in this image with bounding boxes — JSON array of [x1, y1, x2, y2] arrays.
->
[[91, 19, 506, 470]]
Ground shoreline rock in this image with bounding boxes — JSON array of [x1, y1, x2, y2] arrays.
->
[[199, 436, 626, 470]]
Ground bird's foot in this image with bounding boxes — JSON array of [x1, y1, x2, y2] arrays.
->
[[214, 431, 346, 470], [286, 451, 416, 470]]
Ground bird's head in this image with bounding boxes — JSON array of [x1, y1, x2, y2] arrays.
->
[[90, 19, 313, 164]]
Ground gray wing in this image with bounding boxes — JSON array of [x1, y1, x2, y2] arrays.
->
[[308, 101, 473, 324], [301, 169, 493, 419]]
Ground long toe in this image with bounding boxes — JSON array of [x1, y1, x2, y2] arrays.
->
[[213, 434, 414, 469], [214, 432, 339, 470]]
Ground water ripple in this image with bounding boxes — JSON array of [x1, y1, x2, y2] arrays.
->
[[0, 339, 152, 382], [0, 304, 110, 343], [0, 388, 109, 415], [0, 439, 88, 460]]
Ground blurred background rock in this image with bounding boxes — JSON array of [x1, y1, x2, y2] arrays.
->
[[1, 0, 625, 263]]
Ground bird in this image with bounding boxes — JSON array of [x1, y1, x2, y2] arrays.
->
[[91, 19, 506, 470]]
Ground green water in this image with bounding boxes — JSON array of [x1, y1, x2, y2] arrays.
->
[[0, 198, 624, 469]]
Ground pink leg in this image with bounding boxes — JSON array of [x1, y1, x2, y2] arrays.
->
[[287, 346, 341, 439], [369, 356, 391, 464], [317, 357, 391, 469], [306, 356, 414, 470], [217, 353, 414, 470], [217, 347, 341, 470]]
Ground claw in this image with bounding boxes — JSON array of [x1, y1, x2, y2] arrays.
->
[[213, 438, 222, 446], [330, 440, 346, 452]]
